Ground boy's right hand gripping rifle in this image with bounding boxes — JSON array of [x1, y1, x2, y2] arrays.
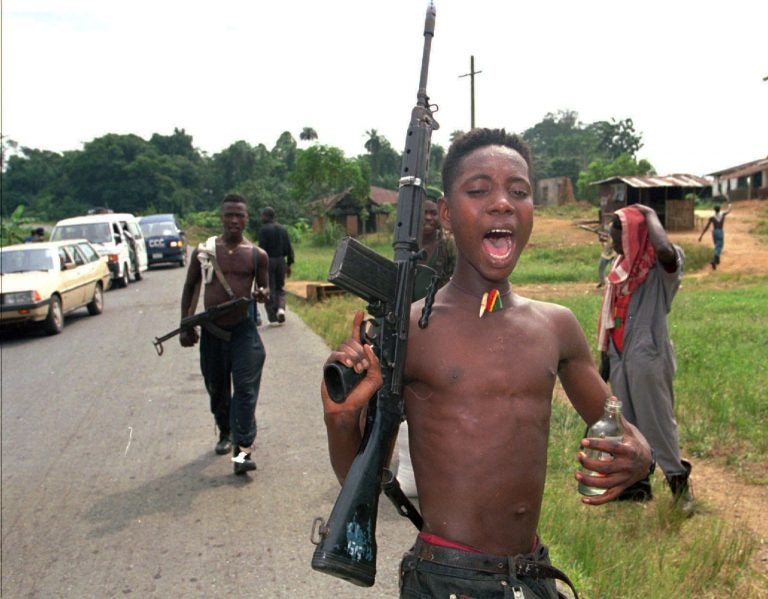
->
[[310, 2, 438, 588]]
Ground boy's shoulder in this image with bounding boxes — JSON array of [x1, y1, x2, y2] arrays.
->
[[510, 294, 576, 322]]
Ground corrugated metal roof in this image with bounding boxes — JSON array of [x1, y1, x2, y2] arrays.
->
[[707, 157, 768, 178], [593, 174, 711, 188]]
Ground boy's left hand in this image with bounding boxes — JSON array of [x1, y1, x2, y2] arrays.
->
[[575, 420, 653, 505]]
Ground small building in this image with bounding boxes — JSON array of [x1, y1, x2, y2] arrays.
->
[[707, 157, 768, 201], [594, 174, 712, 231], [535, 177, 575, 207], [313, 186, 398, 236]]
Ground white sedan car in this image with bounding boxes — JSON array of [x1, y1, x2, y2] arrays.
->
[[0, 240, 110, 335]]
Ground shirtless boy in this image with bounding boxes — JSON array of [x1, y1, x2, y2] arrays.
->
[[180, 193, 269, 474], [321, 129, 653, 598], [698, 202, 733, 269]]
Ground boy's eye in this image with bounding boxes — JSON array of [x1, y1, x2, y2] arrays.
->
[[466, 188, 488, 196]]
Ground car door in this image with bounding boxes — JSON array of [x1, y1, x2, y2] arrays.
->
[[69, 243, 98, 307], [76, 242, 109, 289], [56, 246, 83, 310]]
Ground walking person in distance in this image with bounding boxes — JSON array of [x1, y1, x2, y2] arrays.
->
[[258, 207, 294, 326]]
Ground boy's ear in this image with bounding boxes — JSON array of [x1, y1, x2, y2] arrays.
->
[[437, 196, 452, 233]]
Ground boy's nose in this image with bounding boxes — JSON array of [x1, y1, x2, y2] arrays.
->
[[488, 192, 514, 214]]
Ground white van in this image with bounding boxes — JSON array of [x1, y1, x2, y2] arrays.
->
[[50, 213, 148, 288]]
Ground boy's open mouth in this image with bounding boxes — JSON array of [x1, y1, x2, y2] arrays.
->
[[482, 229, 514, 259]]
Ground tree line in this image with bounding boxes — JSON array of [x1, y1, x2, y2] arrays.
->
[[1, 111, 653, 228]]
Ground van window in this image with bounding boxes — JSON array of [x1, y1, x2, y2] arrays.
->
[[142, 222, 178, 237], [52, 223, 112, 244]]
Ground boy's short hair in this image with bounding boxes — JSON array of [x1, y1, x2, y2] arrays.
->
[[442, 128, 532, 196], [261, 206, 276, 220], [222, 193, 247, 207]]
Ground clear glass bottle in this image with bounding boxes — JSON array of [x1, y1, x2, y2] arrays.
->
[[578, 396, 624, 496]]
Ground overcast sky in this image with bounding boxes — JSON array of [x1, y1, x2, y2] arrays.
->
[[4, 0, 767, 177]]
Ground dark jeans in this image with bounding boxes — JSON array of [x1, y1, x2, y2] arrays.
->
[[400, 540, 562, 599], [266, 256, 287, 322], [199, 318, 266, 448]]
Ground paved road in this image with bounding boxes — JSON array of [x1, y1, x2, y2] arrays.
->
[[1, 264, 414, 597]]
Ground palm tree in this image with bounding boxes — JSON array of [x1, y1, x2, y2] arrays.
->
[[299, 127, 318, 143], [364, 129, 382, 176]]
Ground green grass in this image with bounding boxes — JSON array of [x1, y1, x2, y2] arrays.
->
[[544, 282, 768, 475], [289, 213, 768, 598], [541, 399, 760, 599]]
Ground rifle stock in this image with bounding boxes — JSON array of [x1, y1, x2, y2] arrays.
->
[[311, 2, 438, 587]]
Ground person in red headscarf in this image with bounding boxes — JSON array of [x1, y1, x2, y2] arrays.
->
[[598, 203, 694, 516]]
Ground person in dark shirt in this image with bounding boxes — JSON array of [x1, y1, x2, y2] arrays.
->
[[258, 207, 294, 325]]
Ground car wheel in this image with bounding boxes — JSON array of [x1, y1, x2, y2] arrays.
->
[[117, 263, 130, 288], [87, 282, 104, 315], [179, 252, 187, 267], [43, 295, 64, 335]]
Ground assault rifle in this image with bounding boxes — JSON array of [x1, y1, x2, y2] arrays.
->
[[152, 296, 251, 356], [310, 2, 439, 587]]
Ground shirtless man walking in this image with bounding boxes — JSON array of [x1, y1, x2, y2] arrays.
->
[[180, 193, 269, 474], [698, 202, 733, 269]]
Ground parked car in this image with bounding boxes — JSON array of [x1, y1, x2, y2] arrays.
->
[[138, 214, 187, 267], [50, 213, 148, 288], [0, 240, 110, 335]]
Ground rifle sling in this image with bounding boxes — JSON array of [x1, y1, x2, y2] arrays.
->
[[382, 468, 423, 530], [208, 250, 236, 300]]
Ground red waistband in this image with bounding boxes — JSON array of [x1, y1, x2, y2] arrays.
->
[[418, 531, 539, 554]]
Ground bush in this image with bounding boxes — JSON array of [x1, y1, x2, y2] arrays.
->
[[185, 210, 220, 228], [286, 219, 311, 244], [310, 220, 344, 247]]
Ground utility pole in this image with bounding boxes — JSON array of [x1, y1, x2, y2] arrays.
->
[[459, 55, 482, 129]]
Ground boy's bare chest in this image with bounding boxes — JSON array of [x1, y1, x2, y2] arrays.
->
[[406, 314, 559, 395]]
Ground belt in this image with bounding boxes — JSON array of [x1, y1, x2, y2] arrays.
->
[[412, 539, 579, 599]]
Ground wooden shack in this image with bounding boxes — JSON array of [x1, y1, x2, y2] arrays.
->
[[595, 174, 711, 230], [535, 176, 575, 207], [313, 186, 398, 236]]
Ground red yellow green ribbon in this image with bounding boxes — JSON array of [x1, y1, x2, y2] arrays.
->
[[479, 288, 503, 318]]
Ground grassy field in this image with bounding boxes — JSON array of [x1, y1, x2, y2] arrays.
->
[[289, 208, 768, 598]]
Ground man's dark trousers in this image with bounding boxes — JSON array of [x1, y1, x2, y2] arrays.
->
[[266, 257, 287, 323], [199, 318, 266, 448]]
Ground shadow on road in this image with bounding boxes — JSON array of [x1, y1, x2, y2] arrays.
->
[[83, 451, 253, 538]]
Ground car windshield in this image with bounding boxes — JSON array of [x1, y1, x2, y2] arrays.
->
[[51, 223, 112, 243], [0, 249, 56, 274], [140, 222, 177, 237]]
